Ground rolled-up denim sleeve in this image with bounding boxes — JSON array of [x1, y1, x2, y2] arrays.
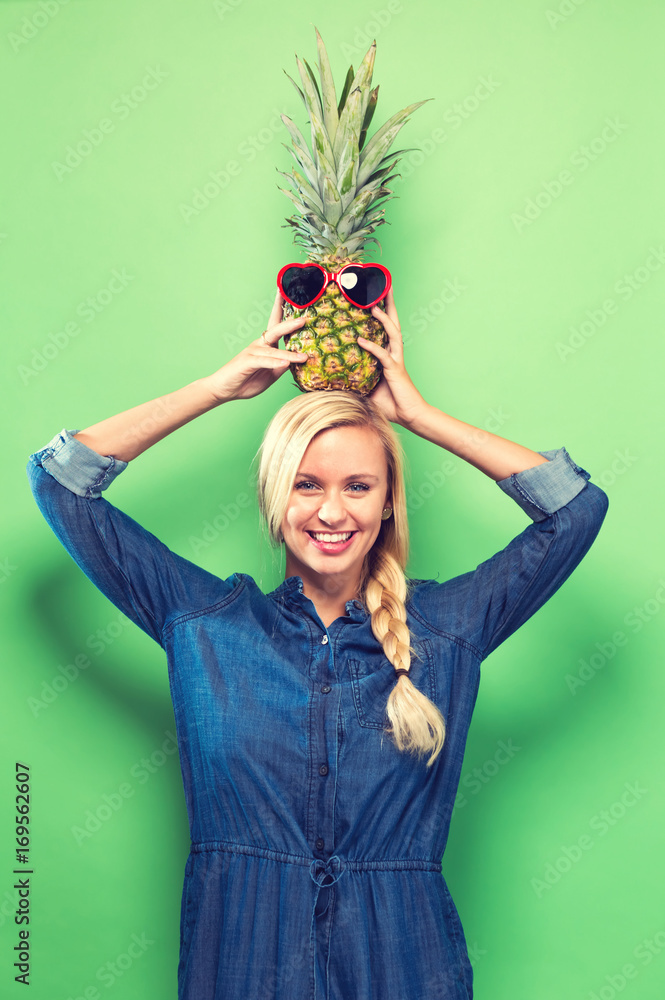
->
[[409, 447, 609, 661], [495, 446, 591, 521], [34, 427, 129, 498], [26, 428, 236, 647]]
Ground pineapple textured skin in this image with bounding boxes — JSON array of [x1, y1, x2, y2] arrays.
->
[[283, 283, 387, 394]]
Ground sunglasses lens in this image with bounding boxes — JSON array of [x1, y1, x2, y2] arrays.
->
[[280, 266, 325, 307], [339, 267, 388, 306]]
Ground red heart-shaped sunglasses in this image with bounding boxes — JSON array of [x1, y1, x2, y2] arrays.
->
[[277, 262, 391, 310]]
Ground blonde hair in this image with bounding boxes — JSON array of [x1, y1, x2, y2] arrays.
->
[[256, 391, 445, 768]]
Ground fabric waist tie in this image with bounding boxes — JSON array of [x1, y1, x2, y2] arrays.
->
[[309, 854, 345, 887], [309, 855, 344, 999], [191, 839, 442, 873], [191, 841, 443, 1000]]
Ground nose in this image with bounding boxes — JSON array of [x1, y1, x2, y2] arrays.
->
[[317, 492, 345, 525]]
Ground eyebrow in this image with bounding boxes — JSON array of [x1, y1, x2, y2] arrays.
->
[[295, 472, 380, 482]]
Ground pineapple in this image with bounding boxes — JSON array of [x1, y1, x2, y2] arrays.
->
[[277, 27, 429, 394]]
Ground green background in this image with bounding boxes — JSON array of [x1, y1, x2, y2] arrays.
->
[[2, 0, 664, 996]]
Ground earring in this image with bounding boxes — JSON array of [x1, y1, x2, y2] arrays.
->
[[381, 507, 393, 520]]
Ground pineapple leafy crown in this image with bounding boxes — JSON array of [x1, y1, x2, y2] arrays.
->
[[278, 27, 431, 263]]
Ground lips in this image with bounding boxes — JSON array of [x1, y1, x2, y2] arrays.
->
[[306, 530, 357, 553]]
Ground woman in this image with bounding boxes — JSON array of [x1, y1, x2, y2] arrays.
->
[[27, 287, 608, 999]]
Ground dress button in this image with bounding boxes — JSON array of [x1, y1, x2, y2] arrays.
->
[[315, 837, 324, 851], [321, 635, 329, 644], [321, 685, 331, 694], [319, 764, 329, 776]]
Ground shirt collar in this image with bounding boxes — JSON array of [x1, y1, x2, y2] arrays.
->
[[268, 575, 304, 599], [268, 575, 368, 620]]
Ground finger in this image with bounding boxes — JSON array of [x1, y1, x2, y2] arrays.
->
[[246, 348, 306, 369], [255, 344, 308, 362], [259, 315, 308, 346], [371, 302, 399, 333], [370, 304, 403, 360], [385, 286, 400, 328], [356, 335, 393, 367], [267, 288, 284, 329]]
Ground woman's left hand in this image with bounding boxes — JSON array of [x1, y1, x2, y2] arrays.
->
[[358, 287, 429, 427]]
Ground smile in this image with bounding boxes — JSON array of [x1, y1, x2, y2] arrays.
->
[[306, 530, 357, 552], [308, 531, 355, 542]]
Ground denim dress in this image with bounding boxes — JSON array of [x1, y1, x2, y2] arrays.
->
[[26, 430, 608, 1000]]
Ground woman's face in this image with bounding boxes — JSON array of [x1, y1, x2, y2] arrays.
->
[[281, 424, 391, 590]]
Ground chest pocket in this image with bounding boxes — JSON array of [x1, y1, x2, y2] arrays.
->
[[347, 638, 437, 730]]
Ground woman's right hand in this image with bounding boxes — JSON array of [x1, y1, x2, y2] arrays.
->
[[206, 291, 308, 402]]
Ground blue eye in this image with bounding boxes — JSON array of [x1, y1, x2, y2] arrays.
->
[[294, 482, 370, 492]]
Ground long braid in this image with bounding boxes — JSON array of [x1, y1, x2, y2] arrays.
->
[[255, 389, 446, 766], [363, 548, 446, 768]]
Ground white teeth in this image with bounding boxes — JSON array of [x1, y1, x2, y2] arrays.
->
[[310, 532, 353, 543]]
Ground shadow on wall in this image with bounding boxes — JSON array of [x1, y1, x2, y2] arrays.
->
[[27, 556, 190, 853], [439, 528, 637, 984]]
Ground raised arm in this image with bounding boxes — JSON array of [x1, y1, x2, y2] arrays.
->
[[399, 405, 550, 480], [361, 287, 609, 659], [360, 286, 549, 479], [26, 298, 308, 644], [72, 298, 307, 462]]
